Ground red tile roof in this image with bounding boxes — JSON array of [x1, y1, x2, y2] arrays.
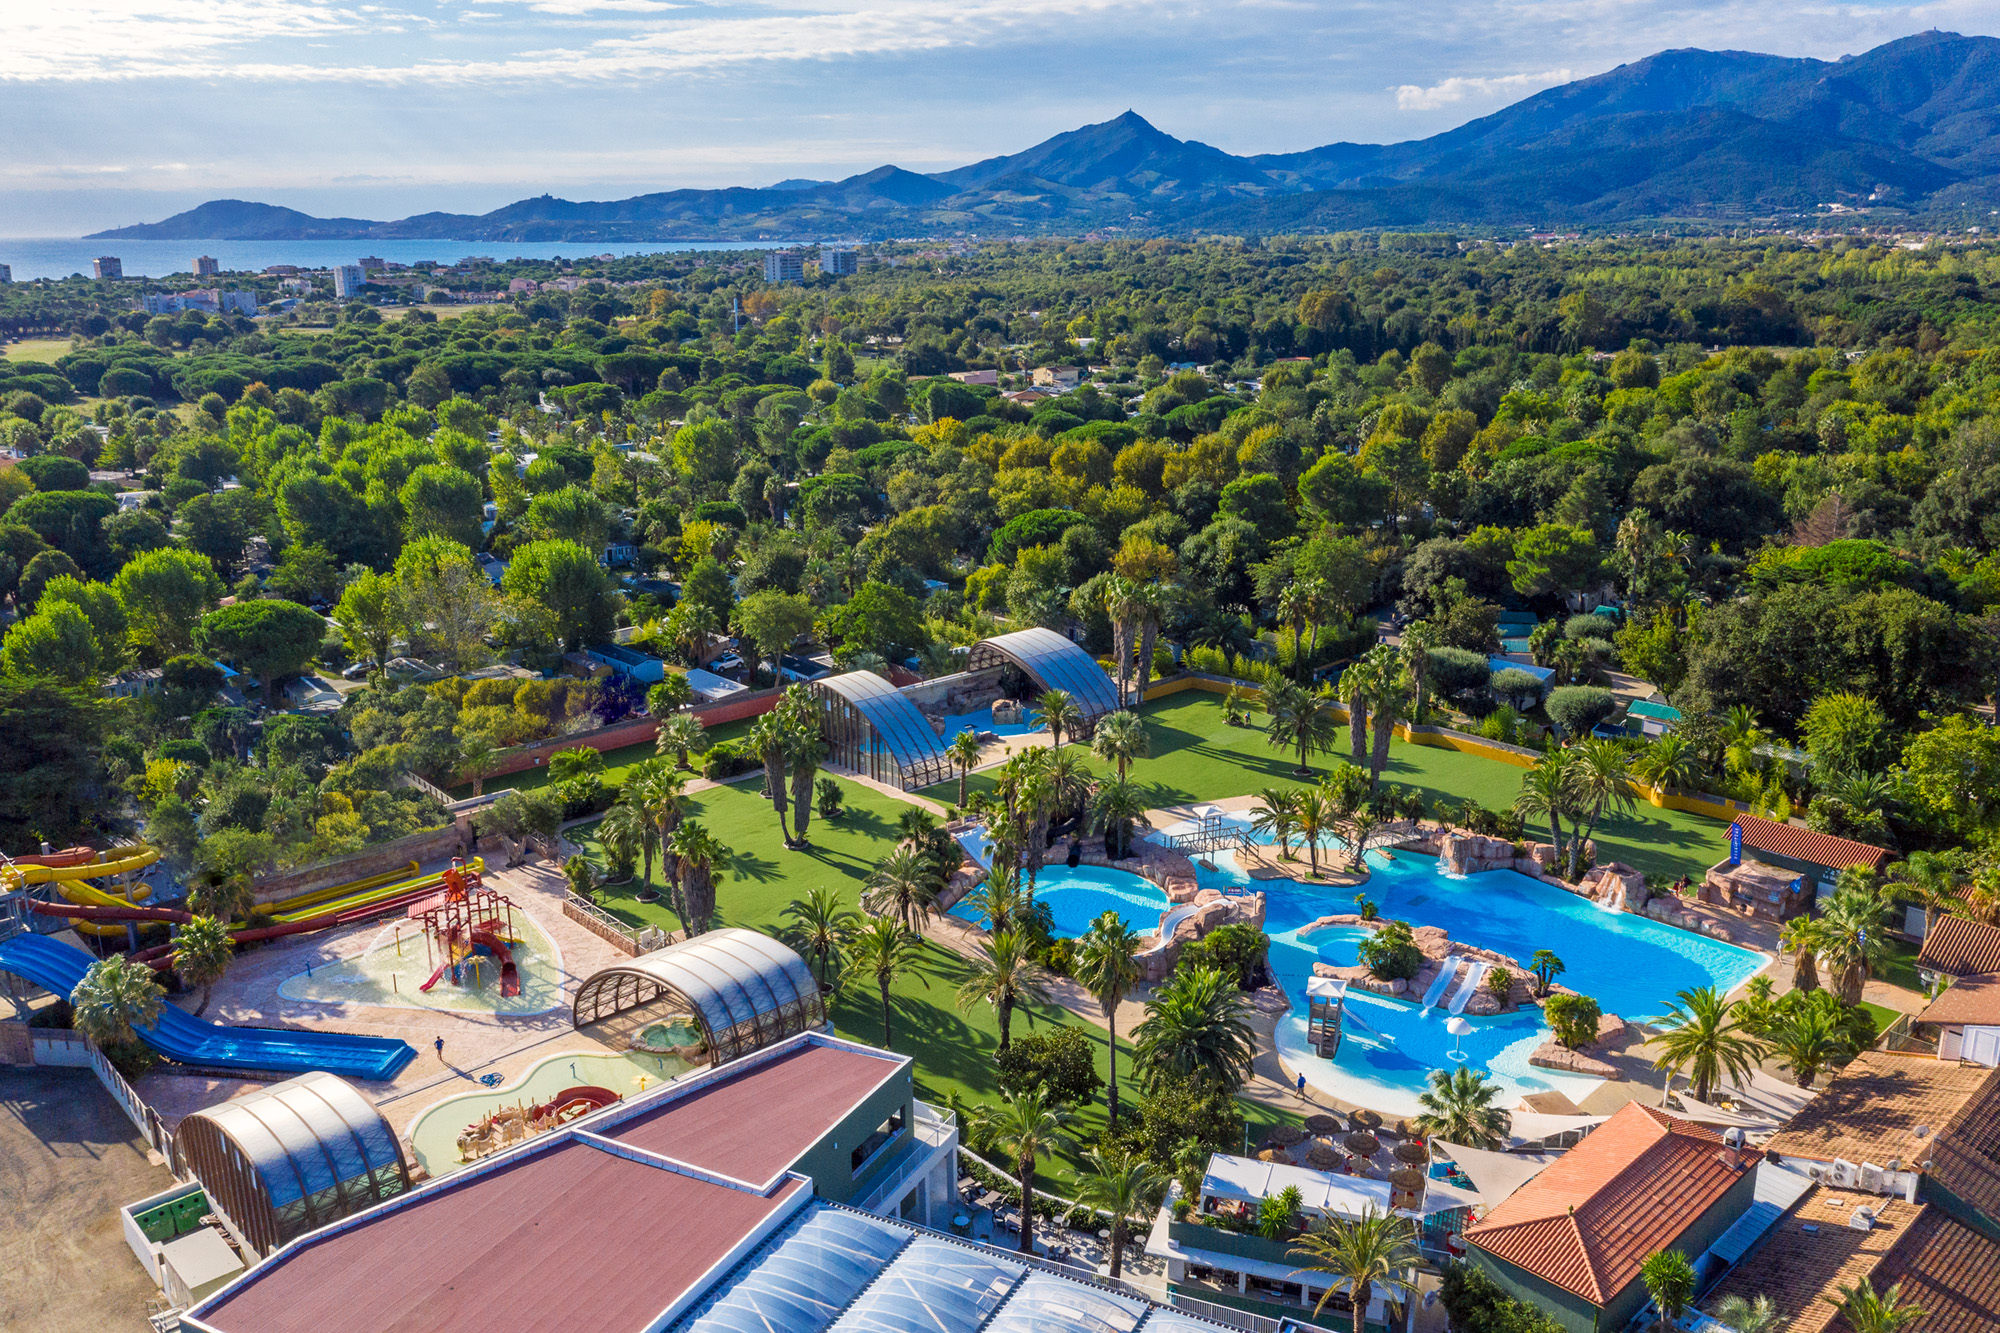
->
[[1859, 1204, 2000, 1333], [605, 1040, 905, 1182], [1732, 814, 1889, 872], [1915, 973, 2000, 1027], [1918, 916, 2000, 980], [1463, 1103, 1760, 1306], [196, 1138, 806, 1333]]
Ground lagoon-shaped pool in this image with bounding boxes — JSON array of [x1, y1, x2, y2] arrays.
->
[[1204, 841, 1768, 1117], [949, 863, 1171, 938]]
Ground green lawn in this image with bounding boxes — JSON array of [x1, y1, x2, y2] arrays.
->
[[570, 773, 1300, 1189], [459, 716, 754, 798], [925, 692, 1727, 883], [1877, 936, 1924, 994]]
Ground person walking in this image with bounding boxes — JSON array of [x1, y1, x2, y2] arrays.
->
[[434, 1036, 445, 1062]]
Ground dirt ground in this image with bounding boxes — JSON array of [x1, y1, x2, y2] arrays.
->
[[0, 1067, 172, 1333]]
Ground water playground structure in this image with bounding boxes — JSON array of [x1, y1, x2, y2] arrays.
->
[[453, 1083, 621, 1162], [404, 861, 523, 999]]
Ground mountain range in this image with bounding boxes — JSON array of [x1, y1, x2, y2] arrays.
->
[[89, 31, 2000, 243]]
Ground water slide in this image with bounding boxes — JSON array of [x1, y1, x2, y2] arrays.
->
[[267, 862, 419, 917], [269, 860, 484, 926], [3, 846, 160, 888], [0, 933, 416, 1081], [1420, 956, 1462, 1013], [3, 847, 164, 938], [417, 923, 520, 997], [1447, 959, 1492, 1015]]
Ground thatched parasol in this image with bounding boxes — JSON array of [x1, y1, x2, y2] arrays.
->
[[1388, 1167, 1427, 1205], [1393, 1141, 1431, 1167], [1257, 1148, 1287, 1163], [1348, 1108, 1383, 1130], [1269, 1125, 1307, 1146], [1343, 1132, 1381, 1158], [1305, 1144, 1342, 1170], [1304, 1113, 1342, 1135]]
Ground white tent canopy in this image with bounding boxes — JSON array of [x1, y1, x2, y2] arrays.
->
[[1201, 1153, 1475, 1220], [1431, 1141, 1556, 1209]]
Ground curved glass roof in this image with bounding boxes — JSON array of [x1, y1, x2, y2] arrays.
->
[[985, 1272, 1146, 1333], [188, 1070, 402, 1210], [814, 671, 953, 781], [589, 928, 821, 1044], [965, 628, 1119, 720], [676, 1205, 911, 1333], [829, 1237, 1023, 1333]]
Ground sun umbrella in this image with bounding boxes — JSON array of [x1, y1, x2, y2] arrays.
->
[[1343, 1132, 1381, 1158], [1269, 1125, 1307, 1146], [1257, 1148, 1287, 1163], [1394, 1142, 1431, 1166], [1306, 1145, 1342, 1170], [1348, 1108, 1383, 1131], [1304, 1113, 1342, 1135]]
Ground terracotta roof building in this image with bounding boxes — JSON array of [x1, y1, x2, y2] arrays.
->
[[1917, 915, 2000, 982], [1703, 1185, 1918, 1333], [1728, 815, 1890, 876], [1462, 1103, 1762, 1333], [1763, 1052, 2000, 1207]]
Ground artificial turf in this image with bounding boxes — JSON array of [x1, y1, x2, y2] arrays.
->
[[569, 774, 1300, 1190], [923, 691, 1728, 883]]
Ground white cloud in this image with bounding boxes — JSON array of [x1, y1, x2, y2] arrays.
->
[[1393, 68, 1572, 111]]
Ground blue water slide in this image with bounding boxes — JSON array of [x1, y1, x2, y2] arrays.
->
[[0, 933, 415, 1081]]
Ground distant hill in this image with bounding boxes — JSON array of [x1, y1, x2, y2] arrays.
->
[[87, 32, 2000, 243]]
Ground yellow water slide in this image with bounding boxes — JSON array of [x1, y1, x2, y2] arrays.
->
[[1, 847, 163, 937]]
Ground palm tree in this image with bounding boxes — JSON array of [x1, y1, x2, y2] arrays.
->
[[547, 745, 604, 791], [1566, 737, 1636, 880], [1769, 1001, 1842, 1089], [1632, 733, 1700, 792], [1132, 582, 1171, 706], [1399, 619, 1437, 718], [1252, 787, 1301, 860], [863, 844, 940, 932], [1897, 850, 1963, 939], [1075, 910, 1144, 1126], [1294, 785, 1332, 877], [955, 930, 1053, 1052], [171, 915, 234, 1018], [1092, 776, 1151, 858], [848, 917, 928, 1050], [949, 730, 983, 807], [1710, 1294, 1777, 1333], [1265, 678, 1341, 776], [456, 733, 498, 797], [189, 870, 256, 924], [655, 712, 707, 770], [1820, 878, 1893, 1005], [746, 714, 790, 840], [1411, 1067, 1511, 1148], [1288, 1206, 1420, 1333], [971, 1087, 1071, 1255], [962, 867, 1028, 936], [1514, 749, 1578, 870], [1641, 1250, 1696, 1332], [1340, 656, 1376, 767], [1091, 710, 1150, 778], [1780, 915, 1826, 994], [598, 798, 656, 891], [1043, 744, 1096, 826], [1648, 986, 1767, 1104], [1277, 582, 1315, 678], [1073, 1149, 1166, 1278], [1361, 649, 1411, 789], [69, 955, 165, 1049], [1038, 689, 1080, 748], [1826, 1279, 1925, 1333], [781, 696, 827, 848], [669, 820, 729, 934], [1132, 966, 1257, 1093], [781, 885, 858, 992], [1103, 575, 1145, 705], [626, 759, 690, 924]]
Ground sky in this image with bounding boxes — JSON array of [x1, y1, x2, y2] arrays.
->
[[6, 0, 2000, 235]]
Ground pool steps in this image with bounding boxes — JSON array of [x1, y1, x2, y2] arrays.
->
[[1446, 959, 1492, 1014]]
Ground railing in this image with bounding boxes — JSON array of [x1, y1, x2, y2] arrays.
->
[[87, 1037, 180, 1169], [857, 1103, 959, 1214], [1879, 1011, 1938, 1055], [1161, 1289, 1345, 1333], [396, 770, 456, 807], [562, 893, 668, 957]]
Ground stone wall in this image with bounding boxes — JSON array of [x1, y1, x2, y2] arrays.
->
[[250, 822, 469, 904]]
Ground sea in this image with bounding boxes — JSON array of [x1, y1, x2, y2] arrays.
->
[[0, 238, 792, 283]]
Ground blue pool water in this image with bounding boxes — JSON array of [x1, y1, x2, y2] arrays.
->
[[941, 705, 1044, 738], [1204, 841, 1768, 1116], [950, 864, 1171, 938]]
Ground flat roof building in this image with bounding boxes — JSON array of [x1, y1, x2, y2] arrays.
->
[[94, 256, 123, 280], [194, 255, 220, 276]]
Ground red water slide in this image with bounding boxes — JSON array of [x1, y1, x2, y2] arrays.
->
[[469, 930, 521, 997]]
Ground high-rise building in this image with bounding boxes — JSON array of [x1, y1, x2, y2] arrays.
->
[[193, 255, 219, 277], [333, 264, 367, 299], [92, 256, 123, 280], [0, 263, 11, 284], [822, 249, 858, 276], [763, 249, 805, 283]]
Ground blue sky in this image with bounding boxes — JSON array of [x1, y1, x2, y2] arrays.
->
[[6, 0, 1997, 235]]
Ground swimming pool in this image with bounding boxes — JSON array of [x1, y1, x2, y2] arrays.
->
[[949, 863, 1171, 938], [940, 704, 1044, 738], [1207, 842, 1768, 1117]]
